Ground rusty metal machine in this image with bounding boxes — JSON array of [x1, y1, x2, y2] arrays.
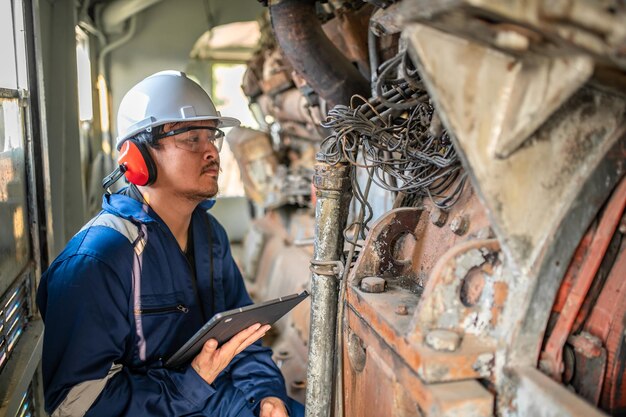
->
[[232, 0, 626, 416]]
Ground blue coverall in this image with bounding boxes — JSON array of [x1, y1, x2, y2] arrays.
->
[[37, 191, 303, 416]]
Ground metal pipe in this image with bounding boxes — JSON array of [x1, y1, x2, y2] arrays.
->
[[101, 0, 164, 31], [306, 163, 352, 417], [269, 0, 370, 109], [96, 16, 137, 154], [97, 16, 137, 86]]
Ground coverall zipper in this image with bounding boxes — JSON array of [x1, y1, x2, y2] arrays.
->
[[138, 304, 189, 315]]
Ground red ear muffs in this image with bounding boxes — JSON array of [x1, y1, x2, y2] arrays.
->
[[118, 139, 157, 186]]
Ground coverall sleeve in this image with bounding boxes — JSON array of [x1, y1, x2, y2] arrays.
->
[[37, 252, 217, 417], [213, 220, 292, 415]]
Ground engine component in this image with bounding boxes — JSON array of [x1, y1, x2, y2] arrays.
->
[[226, 127, 278, 205], [269, 0, 370, 108]]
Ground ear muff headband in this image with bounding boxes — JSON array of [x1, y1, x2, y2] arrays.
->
[[118, 139, 157, 186]]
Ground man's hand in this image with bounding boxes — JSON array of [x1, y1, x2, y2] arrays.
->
[[260, 396, 288, 417], [191, 323, 270, 385]]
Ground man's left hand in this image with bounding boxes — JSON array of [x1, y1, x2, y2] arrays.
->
[[260, 396, 288, 417]]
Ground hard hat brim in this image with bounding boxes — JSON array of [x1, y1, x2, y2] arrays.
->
[[116, 115, 241, 149]]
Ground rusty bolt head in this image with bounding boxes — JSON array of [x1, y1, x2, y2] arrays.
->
[[425, 329, 462, 352], [360, 276, 386, 293], [429, 209, 448, 227], [395, 304, 408, 315], [450, 215, 469, 236]]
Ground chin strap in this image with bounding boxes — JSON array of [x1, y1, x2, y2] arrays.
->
[[102, 165, 127, 194]]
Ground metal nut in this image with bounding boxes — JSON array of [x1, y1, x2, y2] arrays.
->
[[429, 209, 448, 227], [450, 215, 469, 236], [395, 304, 408, 315], [425, 329, 462, 352], [360, 276, 386, 293]]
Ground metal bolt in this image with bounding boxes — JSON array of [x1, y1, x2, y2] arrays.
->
[[360, 276, 386, 293], [450, 215, 469, 236], [395, 304, 408, 315], [430, 209, 448, 227], [619, 218, 626, 234], [425, 329, 462, 352]]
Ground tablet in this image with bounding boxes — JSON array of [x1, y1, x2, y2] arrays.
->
[[165, 290, 309, 368]]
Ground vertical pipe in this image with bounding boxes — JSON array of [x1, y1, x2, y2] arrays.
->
[[306, 162, 351, 417]]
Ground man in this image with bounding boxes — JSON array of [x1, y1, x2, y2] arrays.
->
[[37, 71, 301, 417]]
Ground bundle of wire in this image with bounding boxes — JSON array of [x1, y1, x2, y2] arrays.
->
[[317, 48, 466, 215]]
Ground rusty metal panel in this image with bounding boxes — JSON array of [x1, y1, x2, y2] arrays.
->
[[345, 306, 494, 417]]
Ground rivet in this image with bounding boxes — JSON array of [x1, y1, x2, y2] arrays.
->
[[395, 304, 408, 315]]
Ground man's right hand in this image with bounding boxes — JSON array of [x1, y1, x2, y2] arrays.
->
[[191, 323, 271, 385]]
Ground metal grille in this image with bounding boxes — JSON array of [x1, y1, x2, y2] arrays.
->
[[0, 275, 31, 374], [14, 385, 35, 417]]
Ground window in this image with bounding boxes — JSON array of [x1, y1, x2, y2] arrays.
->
[[0, 97, 30, 297], [76, 28, 93, 122], [211, 63, 259, 197]]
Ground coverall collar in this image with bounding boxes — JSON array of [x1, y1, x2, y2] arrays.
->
[[101, 189, 216, 226]]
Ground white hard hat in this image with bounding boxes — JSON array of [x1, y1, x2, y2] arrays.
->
[[115, 70, 240, 149]]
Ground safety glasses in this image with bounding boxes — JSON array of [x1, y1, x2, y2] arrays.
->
[[154, 126, 225, 152]]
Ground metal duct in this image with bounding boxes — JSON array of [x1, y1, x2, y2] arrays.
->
[[269, 0, 370, 109]]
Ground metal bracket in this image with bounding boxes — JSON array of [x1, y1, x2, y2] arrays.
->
[[310, 260, 345, 279]]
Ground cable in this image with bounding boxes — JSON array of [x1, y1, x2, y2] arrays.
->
[[317, 48, 465, 213]]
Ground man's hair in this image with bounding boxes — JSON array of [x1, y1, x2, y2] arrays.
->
[[130, 125, 165, 149]]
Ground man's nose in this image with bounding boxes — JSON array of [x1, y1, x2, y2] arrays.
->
[[202, 141, 219, 160]]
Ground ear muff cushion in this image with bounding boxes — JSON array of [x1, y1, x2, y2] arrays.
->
[[118, 140, 157, 186]]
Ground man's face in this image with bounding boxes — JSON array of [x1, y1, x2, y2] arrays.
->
[[149, 120, 221, 202]]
